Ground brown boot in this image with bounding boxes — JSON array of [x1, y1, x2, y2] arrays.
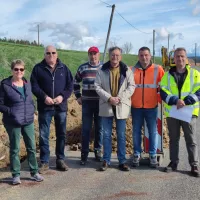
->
[[39, 163, 49, 174], [56, 159, 68, 171], [118, 163, 130, 171], [99, 161, 109, 171]]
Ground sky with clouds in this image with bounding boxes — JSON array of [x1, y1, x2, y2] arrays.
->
[[1, 0, 200, 55]]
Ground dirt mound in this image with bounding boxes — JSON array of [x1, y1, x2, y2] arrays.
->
[[0, 94, 169, 169], [66, 95, 169, 154]]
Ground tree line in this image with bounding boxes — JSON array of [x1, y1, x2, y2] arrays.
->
[[0, 37, 43, 47]]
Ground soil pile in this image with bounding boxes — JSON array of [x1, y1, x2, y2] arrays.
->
[[0, 94, 169, 168]]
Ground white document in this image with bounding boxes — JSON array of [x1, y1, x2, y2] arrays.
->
[[169, 105, 193, 123]]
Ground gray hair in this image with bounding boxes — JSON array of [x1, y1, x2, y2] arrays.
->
[[174, 47, 187, 55], [44, 45, 57, 54], [108, 46, 122, 55], [11, 59, 25, 70]]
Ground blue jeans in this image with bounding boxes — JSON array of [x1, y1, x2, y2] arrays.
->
[[102, 117, 126, 165], [131, 107, 158, 156], [81, 100, 103, 158], [39, 110, 67, 163]]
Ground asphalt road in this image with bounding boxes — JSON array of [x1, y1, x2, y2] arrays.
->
[[0, 66, 200, 200]]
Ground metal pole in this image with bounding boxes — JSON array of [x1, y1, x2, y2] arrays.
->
[[195, 43, 197, 66], [102, 4, 115, 63], [38, 24, 40, 46], [168, 34, 170, 53], [153, 30, 155, 63]]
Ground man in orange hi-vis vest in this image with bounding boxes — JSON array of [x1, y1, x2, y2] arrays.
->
[[131, 46, 164, 168]]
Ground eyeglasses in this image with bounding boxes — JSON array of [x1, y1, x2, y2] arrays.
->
[[46, 52, 57, 55], [13, 68, 25, 72], [111, 54, 120, 57]]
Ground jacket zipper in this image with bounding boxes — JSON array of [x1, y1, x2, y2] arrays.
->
[[45, 67, 59, 100], [24, 86, 27, 123], [142, 70, 145, 108]]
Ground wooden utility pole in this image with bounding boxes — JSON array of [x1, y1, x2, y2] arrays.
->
[[102, 4, 115, 63], [195, 43, 197, 66], [38, 24, 40, 46], [153, 30, 155, 63]]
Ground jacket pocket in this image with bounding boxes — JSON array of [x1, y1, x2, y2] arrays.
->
[[120, 99, 131, 107], [117, 102, 131, 118]]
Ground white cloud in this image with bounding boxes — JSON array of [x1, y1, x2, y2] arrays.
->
[[55, 42, 71, 50], [149, 27, 183, 44], [193, 5, 200, 15], [28, 21, 104, 50], [190, 0, 199, 5]]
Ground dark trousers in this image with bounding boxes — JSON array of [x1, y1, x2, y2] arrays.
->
[[167, 117, 199, 166], [81, 100, 103, 159], [39, 110, 66, 163]]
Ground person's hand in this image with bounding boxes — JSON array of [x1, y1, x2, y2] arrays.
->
[[176, 99, 185, 109], [53, 95, 63, 105], [77, 97, 82, 105], [109, 97, 121, 106], [45, 96, 54, 105]]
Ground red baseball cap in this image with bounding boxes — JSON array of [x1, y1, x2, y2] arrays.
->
[[88, 46, 99, 53]]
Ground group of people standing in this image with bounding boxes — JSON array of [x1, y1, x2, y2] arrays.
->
[[75, 45, 200, 177], [0, 44, 200, 185]]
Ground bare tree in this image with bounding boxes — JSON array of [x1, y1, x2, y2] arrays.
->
[[122, 42, 133, 54], [109, 40, 118, 48]]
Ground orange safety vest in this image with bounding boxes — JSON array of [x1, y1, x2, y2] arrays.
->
[[131, 63, 164, 108]]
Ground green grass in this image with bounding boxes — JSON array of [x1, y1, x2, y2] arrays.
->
[[0, 42, 162, 79]]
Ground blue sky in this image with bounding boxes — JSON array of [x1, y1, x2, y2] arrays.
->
[[1, 0, 200, 55]]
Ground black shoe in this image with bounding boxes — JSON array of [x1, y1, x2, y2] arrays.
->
[[94, 150, 102, 162], [99, 161, 109, 171], [80, 153, 88, 165], [80, 158, 87, 166], [118, 163, 130, 172], [191, 165, 199, 177], [56, 159, 68, 171], [164, 161, 178, 172]]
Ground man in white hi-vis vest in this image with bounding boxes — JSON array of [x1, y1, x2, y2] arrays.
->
[[160, 47, 200, 177]]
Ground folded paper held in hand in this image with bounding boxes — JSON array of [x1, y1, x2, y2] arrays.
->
[[169, 105, 193, 123]]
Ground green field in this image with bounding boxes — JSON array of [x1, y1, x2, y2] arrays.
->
[[0, 42, 162, 79]]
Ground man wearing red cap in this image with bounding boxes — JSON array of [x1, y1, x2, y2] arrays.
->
[[74, 46, 103, 165]]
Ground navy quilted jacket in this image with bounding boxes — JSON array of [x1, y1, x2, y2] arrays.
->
[[0, 76, 34, 126]]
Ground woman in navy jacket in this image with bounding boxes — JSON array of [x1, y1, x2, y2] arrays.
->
[[0, 59, 44, 185]]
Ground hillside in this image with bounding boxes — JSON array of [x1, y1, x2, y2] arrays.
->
[[0, 42, 162, 79]]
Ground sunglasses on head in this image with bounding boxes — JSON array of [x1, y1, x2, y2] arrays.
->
[[46, 52, 56, 55], [13, 68, 24, 72]]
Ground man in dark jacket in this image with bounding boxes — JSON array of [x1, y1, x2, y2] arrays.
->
[[31, 45, 73, 173]]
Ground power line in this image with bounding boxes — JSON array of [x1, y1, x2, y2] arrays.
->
[[99, 0, 111, 7], [99, 0, 152, 35], [115, 10, 152, 34], [184, 43, 196, 49]]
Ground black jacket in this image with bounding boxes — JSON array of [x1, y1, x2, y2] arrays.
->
[[30, 59, 73, 112], [0, 77, 34, 126]]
